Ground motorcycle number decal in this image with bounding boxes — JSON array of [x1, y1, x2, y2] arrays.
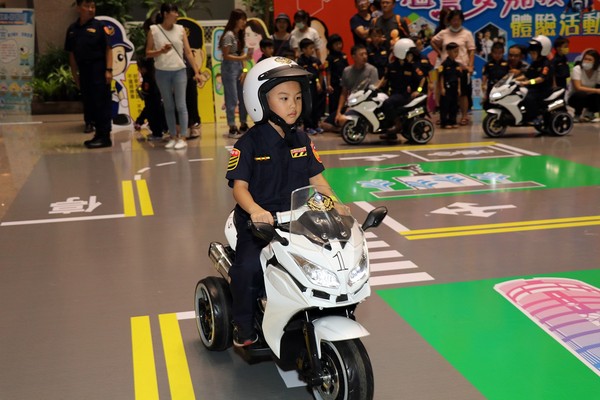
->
[[334, 252, 347, 272], [227, 148, 241, 171]]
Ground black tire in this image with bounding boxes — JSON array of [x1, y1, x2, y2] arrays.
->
[[548, 111, 573, 136], [312, 339, 374, 400], [341, 118, 368, 145], [194, 277, 233, 351], [482, 113, 507, 137], [404, 118, 434, 144]]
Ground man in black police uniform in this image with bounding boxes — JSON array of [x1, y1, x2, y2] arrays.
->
[[225, 57, 333, 347], [65, 0, 113, 149]]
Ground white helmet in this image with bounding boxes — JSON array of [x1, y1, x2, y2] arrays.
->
[[243, 57, 312, 124], [393, 38, 416, 60], [528, 35, 552, 57]]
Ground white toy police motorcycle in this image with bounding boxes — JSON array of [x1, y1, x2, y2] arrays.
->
[[341, 39, 434, 145], [483, 36, 573, 138], [195, 185, 387, 400]]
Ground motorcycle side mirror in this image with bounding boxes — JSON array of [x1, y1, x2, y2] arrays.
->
[[361, 206, 388, 231], [250, 222, 289, 245]]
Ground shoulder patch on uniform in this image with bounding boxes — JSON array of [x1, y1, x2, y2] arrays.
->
[[227, 148, 241, 171], [290, 146, 307, 158], [311, 141, 322, 164]]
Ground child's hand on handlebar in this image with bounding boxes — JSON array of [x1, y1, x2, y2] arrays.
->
[[251, 208, 274, 225]]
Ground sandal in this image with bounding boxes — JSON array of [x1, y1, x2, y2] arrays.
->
[[459, 117, 470, 126]]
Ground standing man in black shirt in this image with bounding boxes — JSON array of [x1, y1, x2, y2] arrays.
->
[[65, 0, 112, 149], [350, 0, 372, 46]]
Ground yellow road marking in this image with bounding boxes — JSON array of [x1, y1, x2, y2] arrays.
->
[[159, 313, 196, 400], [131, 316, 159, 400], [136, 179, 154, 216], [122, 180, 136, 217], [318, 141, 496, 156], [401, 215, 600, 240]]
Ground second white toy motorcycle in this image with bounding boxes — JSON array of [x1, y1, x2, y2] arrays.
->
[[483, 73, 573, 137], [195, 185, 387, 400]]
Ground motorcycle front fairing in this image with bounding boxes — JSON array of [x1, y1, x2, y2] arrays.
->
[[488, 74, 527, 125], [261, 186, 371, 358]]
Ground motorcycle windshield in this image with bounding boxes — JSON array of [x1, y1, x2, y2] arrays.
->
[[494, 73, 513, 88], [288, 185, 355, 251]]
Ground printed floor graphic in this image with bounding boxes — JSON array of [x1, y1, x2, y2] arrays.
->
[[377, 269, 600, 399]]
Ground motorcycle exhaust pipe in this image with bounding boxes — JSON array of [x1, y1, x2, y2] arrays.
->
[[547, 99, 565, 112], [208, 242, 232, 281]]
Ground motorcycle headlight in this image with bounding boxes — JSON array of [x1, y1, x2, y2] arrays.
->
[[291, 254, 340, 289], [490, 92, 502, 100], [348, 97, 358, 106], [348, 247, 369, 287]]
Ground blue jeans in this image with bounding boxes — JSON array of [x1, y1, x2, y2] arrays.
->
[[221, 60, 247, 127], [155, 68, 188, 138]]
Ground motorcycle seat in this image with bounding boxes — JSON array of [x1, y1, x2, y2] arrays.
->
[[544, 87, 565, 102], [403, 94, 427, 109]]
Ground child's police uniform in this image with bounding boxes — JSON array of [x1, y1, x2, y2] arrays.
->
[[482, 58, 509, 108], [64, 17, 112, 140], [367, 43, 388, 79], [225, 123, 324, 331], [297, 54, 323, 130], [552, 53, 570, 90], [324, 49, 349, 125], [439, 57, 462, 126], [522, 57, 553, 122]]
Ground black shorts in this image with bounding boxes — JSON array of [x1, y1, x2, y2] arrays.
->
[[460, 70, 471, 97]]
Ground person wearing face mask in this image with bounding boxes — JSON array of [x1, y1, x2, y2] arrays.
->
[[568, 48, 600, 123], [289, 9, 322, 60], [552, 36, 570, 90], [430, 9, 476, 126]]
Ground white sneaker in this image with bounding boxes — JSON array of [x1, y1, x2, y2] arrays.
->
[[174, 139, 187, 149], [165, 139, 176, 149]]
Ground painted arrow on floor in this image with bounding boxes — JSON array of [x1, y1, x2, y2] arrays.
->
[[431, 202, 517, 218], [339, 154, 399, 162]]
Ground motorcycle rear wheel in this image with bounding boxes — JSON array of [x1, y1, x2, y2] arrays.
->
[[341, 118, 368, 145], [482, 113, 507, 137], [548, 111, 573, 136], [194, 277, 233, 351], [403, 118, 434, 144], [312, 339, 374, 400]]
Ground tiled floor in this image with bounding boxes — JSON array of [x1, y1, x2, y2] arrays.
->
[[1, 112, 599, 399]]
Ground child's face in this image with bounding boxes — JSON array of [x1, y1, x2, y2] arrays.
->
[[267, 81, 302, 125], [370, 33, 384, 46], [447, 48, 459, 59], [332, 41, 343, 52], [262, 46, 274, 57], [302, 44, 315, 57], [491, 47, 504, 61], [558, 43, 569, 55]]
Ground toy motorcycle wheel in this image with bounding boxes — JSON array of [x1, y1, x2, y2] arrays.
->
[[404, 118, 434, 144], [312, 339, 374, 400], [548, 111, 573, 136], [482, 113, 507, 137], [194, 277, 233, 351], [341, 117, 368, 145]]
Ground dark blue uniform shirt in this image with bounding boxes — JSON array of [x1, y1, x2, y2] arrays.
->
[[483, 58, 509, 87], [326, 50, 349, 87], [525, 57, 553, 93], [64, 18, 108, 66], [226, 123, 325, 214], [552, 54, 569, 89], [367, 43, 388, 78]]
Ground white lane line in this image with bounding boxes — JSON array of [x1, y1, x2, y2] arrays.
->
[[354, 201, 410, 232], [0, 213, 126, 226], [188, 158, 213, 162], [493, 143, 540, 156], [156, 161, 177, 167], [370, 260, 418, 272], [369, 250, 403, 259], [364, 232, 377, 239], [0, 121, 42, 126], [176, 311, 195, 320], [366, 240, 389, 249], [369, 272, 434, 286]]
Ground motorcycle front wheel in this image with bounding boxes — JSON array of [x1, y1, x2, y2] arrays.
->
[[194, 277, 233, 351], [482, 113, 507, 137], [312, 339, 374, 400], [341, 117, 368, 145], [403, 118, 434, 144]]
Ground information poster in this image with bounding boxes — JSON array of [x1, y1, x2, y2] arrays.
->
[[0, 9, 35, 115]]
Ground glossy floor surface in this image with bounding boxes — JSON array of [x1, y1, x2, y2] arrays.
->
[[1, 113, 599, 399]]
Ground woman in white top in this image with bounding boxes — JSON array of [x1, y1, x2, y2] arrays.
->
[[569, 48, 600, 122], [146, 3, 201, 150]]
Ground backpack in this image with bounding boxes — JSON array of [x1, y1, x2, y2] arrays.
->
[[372, 14, 411, 39]]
